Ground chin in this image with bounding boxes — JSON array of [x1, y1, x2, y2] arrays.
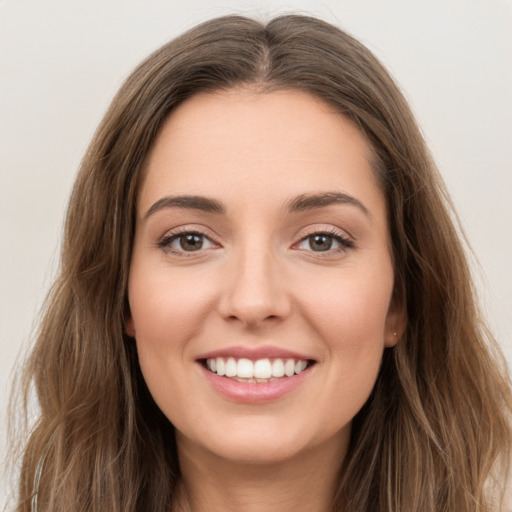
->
[[175, 413, 351, 467]]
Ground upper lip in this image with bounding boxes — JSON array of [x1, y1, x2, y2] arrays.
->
[[196, 345, 315, 361]]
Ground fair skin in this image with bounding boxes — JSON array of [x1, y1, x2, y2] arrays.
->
[[127, 89, 405, 512]]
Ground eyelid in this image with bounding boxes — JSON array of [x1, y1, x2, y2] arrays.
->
[[157, 225, 222, 255], [156, 224, 354, 256], [291, 225, 355, 253]]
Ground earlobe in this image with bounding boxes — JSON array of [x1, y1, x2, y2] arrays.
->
[[384, 292, 407, 347], [125, 316, 136, 338], [386, 330, 399, 348]]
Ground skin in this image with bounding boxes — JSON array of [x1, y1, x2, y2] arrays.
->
[[127, 89, 406, 512]]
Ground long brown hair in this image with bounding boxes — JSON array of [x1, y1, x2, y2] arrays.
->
[[9, 14, 511, 511]]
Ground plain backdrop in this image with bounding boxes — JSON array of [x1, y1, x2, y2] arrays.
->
[[1, 0, 511, 504]]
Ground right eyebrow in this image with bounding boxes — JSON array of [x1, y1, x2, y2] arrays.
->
[[285, 191, 370, 218], [144, 195, 226, 219]]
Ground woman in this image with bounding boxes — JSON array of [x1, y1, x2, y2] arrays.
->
[[10, 14, 511, 512]]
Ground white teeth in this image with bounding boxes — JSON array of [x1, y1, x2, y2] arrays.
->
[[284, 359, 295, 377], [206, 357, 311, 380], [216, 357, 225, 376], [254, 359, 272, 379], [295, 360, 307, 374], [271, 359, 285, 377], [225, 357, 237, 377], [237, 358, 254, 378]]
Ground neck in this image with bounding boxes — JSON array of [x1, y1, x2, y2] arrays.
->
[[172, 434, 347, 512]]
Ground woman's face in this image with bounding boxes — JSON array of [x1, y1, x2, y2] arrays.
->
[[127, 89, 404, 464]]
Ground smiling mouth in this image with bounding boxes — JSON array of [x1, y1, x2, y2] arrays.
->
[[202, 357, 315, 383]]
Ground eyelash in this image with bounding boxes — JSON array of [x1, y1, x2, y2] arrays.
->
[[158, 227, 355, 256], [158, 228, 218, 256], [293, 228, 354, 254]]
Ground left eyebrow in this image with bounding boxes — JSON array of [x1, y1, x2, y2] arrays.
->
[[144, 195, 226, 219], [285, 192, 371, 218]]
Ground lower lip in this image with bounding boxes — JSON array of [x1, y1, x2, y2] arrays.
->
[[200, 364, 312, 404]]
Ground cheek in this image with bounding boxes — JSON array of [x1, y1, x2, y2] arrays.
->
[[127, 263, 218, 405], [128, 264, 215, 348], [303, 269, 392, 419], [293, 262, 394, 382], [128, 265, 218, 420], [301, 266, 392, 337]]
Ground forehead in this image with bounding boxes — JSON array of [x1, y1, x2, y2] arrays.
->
[[137, 89, 384, 217]]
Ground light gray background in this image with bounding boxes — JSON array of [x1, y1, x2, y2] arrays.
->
[[1, 0, 511, 505]]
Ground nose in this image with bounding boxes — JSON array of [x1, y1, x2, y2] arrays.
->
[[217, 244, 291, 329]]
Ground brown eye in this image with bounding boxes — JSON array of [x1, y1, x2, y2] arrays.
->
[[294, 231, 354, 254], [308, 234, 333, 251], [179, 234, 204, 251], [159, 231, 216, 254]]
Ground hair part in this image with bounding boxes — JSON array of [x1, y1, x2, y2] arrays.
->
[[9, 14, 511, 512]]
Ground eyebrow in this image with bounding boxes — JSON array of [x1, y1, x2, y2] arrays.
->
[[286, 192, 370, 217], [144, 195, 226, 218], [144, 191, 370, 219]]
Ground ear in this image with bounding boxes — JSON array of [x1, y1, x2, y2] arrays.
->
[[125, 315, 136, 338], [384, 289, 407, 347]]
